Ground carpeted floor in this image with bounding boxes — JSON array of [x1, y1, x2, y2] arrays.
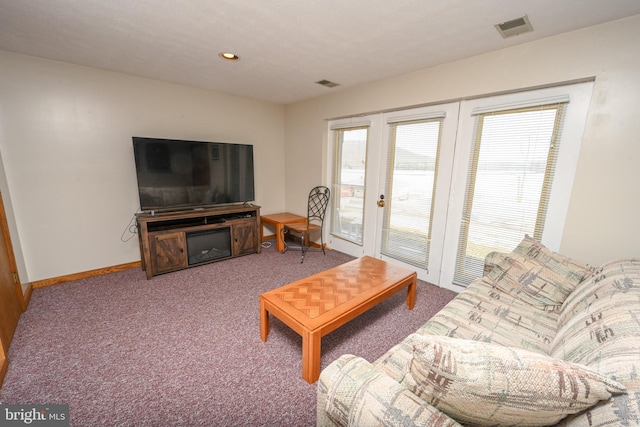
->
[[0, 244, 456, 426]]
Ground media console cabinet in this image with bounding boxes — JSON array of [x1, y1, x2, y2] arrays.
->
[[136, 204, 261, 279]]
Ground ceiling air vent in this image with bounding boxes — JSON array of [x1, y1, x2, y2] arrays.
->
[[495, 15, 534, 38], [316, 79, 340, 88]]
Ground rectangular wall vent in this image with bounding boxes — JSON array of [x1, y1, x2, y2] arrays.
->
[[316, 79, 340, 88], [495, 15, 534, 38]]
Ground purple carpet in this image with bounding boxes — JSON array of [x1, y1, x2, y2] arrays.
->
[[0, 245, 456, 426]]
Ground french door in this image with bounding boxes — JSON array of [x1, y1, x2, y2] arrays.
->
[[327, 115, 382, 258], [326, 104, 459, 285], [327, 82, 593, 291], [373, 104, 459, 284]]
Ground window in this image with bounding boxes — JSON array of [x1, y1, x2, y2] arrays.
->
[[330, 126, 368, 244], [453, 103, 565, 286], [327, 82, 593, 291]]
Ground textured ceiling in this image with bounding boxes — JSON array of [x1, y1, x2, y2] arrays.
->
[[1, 0, 639, 104]]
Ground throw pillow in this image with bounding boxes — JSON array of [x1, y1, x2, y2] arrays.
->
[[405, 334, 625, 427], [513, 234, 593, 287], [486, 252, 573, 307], [323, 354, 462, 427]]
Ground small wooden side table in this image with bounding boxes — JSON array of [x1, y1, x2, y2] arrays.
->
[[260, 212, 307, 253]]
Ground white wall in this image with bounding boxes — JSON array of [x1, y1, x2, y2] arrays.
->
[[1, 14, 639, 285], [284, 14, 640, 267], [0, 51, 286, 283]]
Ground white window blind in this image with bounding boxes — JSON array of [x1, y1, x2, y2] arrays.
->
[[381, 118, 442, 269], [453, 103, 566, 286], [330, 126, 368, 244]]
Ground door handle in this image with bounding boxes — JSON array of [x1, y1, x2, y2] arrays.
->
[[377, 195, 385, 207]]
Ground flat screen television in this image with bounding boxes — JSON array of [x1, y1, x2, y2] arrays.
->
[[132, 137, 255, 212]]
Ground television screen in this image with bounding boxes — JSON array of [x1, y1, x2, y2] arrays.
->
[[132, 137, 255, 211]]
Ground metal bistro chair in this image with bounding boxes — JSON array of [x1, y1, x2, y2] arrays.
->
[[282, 186, 330, 263]]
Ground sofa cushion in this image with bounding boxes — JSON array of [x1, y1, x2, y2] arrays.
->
[[555, 258, 640, 333], [403, 334, 625, 427], [414, 276, 558, 355], [547, 259, 640, 426], [552, 258, 640, 371]]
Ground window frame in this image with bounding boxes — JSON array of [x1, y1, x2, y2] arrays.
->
[[440, 82, 594, 290]]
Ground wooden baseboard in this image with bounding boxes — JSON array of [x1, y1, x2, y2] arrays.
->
[[20, 282, 33, 311], [31, 261, 142, 289]]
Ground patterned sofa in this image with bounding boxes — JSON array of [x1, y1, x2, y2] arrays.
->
[[317, 236, 640, 426]]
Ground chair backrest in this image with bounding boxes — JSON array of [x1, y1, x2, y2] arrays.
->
[[307, 186, 330, 225]]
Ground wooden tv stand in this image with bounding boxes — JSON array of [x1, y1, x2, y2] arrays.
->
[[136, 204, 261, 279]]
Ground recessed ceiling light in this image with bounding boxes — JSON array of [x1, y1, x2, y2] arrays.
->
[[219, 52, 240, 61]]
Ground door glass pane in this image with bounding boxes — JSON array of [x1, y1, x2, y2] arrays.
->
[[381, 119, 442, 269], [331, 127, 368, 244], [454, 105, 562, 285]]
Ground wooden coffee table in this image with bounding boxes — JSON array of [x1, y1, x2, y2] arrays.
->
[[260, 256, 417, 383]]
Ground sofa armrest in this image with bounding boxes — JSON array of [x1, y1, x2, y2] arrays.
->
[[483, 251, 509, 276], [317, 355, 461, 427]]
